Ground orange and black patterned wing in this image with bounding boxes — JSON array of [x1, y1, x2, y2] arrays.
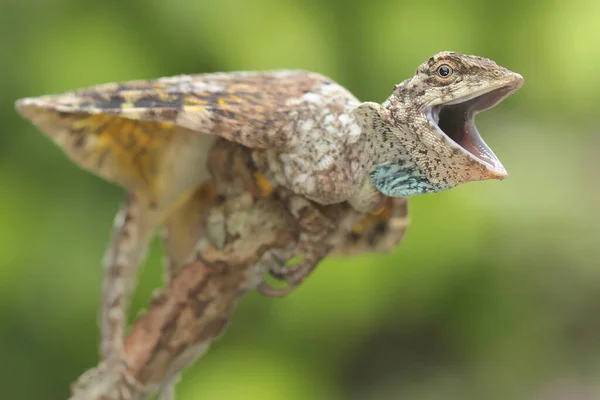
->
[[16, 70, 335, 149], [14, 71, 338, 201]]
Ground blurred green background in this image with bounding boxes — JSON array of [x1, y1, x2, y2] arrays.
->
[[1, 0, 599, 399]]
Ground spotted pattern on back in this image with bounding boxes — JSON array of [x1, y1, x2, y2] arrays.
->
[[16, 70, 369, 205]]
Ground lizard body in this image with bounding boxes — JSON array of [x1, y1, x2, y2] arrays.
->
[[15, 51, 523, 399]]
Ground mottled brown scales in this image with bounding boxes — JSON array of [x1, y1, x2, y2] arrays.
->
[[15, 51, 523, 400], [17, 70, 368, 206]]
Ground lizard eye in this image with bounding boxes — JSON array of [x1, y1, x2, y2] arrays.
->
[[436, 64, 453, 78]]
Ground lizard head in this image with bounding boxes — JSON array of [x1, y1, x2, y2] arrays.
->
[[354, 51, 523, 198]]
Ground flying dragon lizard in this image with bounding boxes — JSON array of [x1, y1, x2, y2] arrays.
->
[[15, 51, 523, 399]]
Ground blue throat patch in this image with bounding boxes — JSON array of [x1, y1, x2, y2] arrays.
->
[[370, 161, 437, 197]]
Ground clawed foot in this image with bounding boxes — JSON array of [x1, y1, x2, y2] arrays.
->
[[258, 251, 314, 297]]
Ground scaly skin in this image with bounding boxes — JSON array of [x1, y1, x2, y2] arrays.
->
[[356, 52, 523, 198], [15, 51, 522, 399]]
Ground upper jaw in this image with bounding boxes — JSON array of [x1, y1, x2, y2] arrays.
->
[[425, 75, 523, 177], [441, 74, 523, 107]]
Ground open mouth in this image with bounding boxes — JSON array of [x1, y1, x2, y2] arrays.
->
[[427, 84, 519, 176]]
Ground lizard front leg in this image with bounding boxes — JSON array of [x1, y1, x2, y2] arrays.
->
[[258, 193, 407, 296], [258, 237, 332, 297], [258, 193, 339, 297]]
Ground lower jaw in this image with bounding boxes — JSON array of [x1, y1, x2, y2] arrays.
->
[[370, 151, 507, 198]]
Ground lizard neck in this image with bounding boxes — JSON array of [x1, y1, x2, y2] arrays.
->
[[348, 95, 441, 208], [369, 132, 441, 198], [344, 115, 388, 213], [362, 95, 442, 198]]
